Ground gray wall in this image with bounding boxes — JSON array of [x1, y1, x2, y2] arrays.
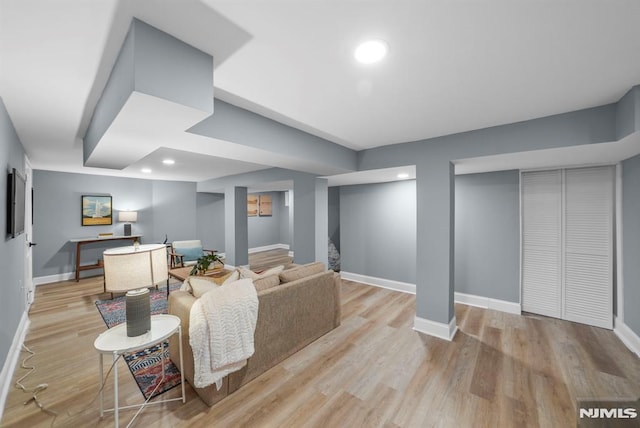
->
[[196, 192, 225, 252], [32, 173, 292, 279], [198, 168, 324, 264], [278, 191, 291, 246], [340, 180, 417, 284], [85, 19, 213, 167], [0, 98, 26, 373], [189, 99, 356, 175], [224, 186, 248, 266], [339, 171, 521, 303], [195, 191, 291, 254], [622, 155, 640, 337], [328, 186, 340, 251], [151, 180, 197, 243], [455, 171, 520, 302], [32, 171, 196, 278], [248, 192, 286, 248], [358, 103, 617, 324]]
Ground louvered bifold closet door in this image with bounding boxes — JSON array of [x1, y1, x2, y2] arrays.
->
[[563, 166, 613, 329], [521, 170, 562, 318]]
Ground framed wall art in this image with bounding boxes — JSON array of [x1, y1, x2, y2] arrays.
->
[[82, 195, 113, 226], [259, 194, 272, 216], [247, 194, 258, 217]]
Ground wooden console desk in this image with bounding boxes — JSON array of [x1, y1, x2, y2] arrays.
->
[[70, 235, 142, 281]]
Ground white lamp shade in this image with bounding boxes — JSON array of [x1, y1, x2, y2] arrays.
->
[[104, 244, 168, 293], [118, 211, 138, 222]]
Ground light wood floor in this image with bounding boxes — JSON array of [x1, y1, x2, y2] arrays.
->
[[2, 254, 639, 427]]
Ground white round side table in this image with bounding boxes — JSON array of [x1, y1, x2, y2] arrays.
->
[[94, 314, 185, 427]]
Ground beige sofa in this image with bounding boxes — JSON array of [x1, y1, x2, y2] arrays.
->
[[168, 265, 341, 406]]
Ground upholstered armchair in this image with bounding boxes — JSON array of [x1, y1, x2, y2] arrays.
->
[[170, 240, 217, 269]]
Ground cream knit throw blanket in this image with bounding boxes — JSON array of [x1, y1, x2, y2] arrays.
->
[[189, 278, 258, 389]]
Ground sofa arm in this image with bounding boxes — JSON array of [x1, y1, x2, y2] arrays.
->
[[168, 290, 230, 406], [167, 290, 195, 388], [168, 291, 195, 372], [333, 272, 342, 327], [168, 290, 196, 332]]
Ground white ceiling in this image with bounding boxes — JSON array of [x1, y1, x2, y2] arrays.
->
[[1, 0, 640, 187]]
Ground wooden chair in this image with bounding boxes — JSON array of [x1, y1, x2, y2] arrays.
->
[[169, 239, 217, 269]]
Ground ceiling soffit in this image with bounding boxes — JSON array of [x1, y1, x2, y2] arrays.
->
[[83, 18, 214, 170]]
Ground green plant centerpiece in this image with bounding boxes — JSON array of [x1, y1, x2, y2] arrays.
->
[[190, 253, 224, 275]]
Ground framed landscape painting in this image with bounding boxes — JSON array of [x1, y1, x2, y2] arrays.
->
[[82, 195, 112, 226]]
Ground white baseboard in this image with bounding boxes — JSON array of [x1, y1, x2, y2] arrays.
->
[[337, 273, 522, 318], [340, 271, 416, 294], [248, 244, 289, 254], [339, 274, 520, 317], [33, 272, 74, 286], [614, 316, 640, 358], [413, 316, 458, 341], [0, 311, 30, 422], [454, 292, 521, 315]]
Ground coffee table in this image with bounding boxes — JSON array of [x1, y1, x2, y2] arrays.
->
[[168, 266, 232, 283]]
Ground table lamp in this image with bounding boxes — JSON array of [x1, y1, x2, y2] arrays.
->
[[118, 211, 137, 236]]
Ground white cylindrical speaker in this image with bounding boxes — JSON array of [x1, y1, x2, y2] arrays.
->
[[126, 288, 150, 337]]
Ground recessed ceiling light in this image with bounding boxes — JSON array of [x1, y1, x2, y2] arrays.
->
[[354, 40, 388, 64], [141, 168, 152, 173], [397, 173, 409, 179], [162, 159, 175, 165]]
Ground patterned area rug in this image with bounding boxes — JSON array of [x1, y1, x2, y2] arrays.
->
[[95, 284, 183, 399]]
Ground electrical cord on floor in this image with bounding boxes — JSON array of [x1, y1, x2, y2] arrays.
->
[[14, 344, 58, 425], [14, 344, 122, 427]]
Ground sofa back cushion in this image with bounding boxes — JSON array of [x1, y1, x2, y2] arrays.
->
[[279, 262, 325, 283], [238, 265, 285, 280], [181, 271, 240, 298], [253, 275, 280, 292]]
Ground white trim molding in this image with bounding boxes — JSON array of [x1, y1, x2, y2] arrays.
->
[[454, 292, 521, 315], [0, 311, 30, 421], [339, 274, 521, 316], [248, 244, 289, 254], [614, 316, 640, 358], [413, 316, 458, 341], [33, 272, 74, 286], [615, 163, 624, 322], [340, 271, 416, 294]]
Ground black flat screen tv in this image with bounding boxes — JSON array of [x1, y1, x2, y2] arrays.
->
[[7, 168, 26, 238]]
